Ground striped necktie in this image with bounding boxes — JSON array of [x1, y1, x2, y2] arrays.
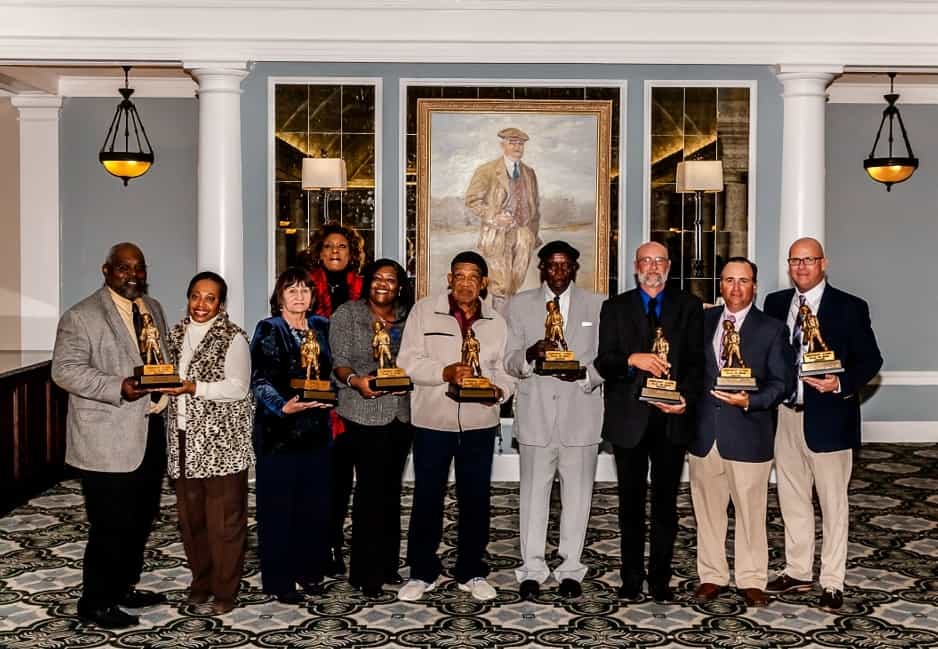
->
[[787, 295, 807, 404]]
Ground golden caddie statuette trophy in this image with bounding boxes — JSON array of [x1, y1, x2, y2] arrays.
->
[[368, 320, 413, 392], [798, 304, 844, 377], [133, 312, 181, 387], [290, 329, 336, 404], [715, 318, 758, 391], [446, 329, 498, 403], [639, 326, 682, 405], [533, 300, 586, 379]]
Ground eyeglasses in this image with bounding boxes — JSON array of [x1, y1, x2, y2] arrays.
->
[[787, 256, 824, 267], [637, 256, 669, 267]]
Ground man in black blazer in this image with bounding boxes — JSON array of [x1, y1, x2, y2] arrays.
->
[[689, 257, 794, 608], [763, 237, 882, 611], [596, 241, 704, 602]]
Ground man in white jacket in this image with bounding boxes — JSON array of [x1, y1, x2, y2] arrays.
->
[[398, 251, 516, 601]]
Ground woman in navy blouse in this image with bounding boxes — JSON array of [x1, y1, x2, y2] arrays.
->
[[250, 267, 334, 604]]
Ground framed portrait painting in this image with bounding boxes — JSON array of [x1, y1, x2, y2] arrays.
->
[[416, 99, 613, 305]]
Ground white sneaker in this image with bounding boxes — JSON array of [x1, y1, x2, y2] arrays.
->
[[398, 579, 435, 602], [458, 577, 497, 601]]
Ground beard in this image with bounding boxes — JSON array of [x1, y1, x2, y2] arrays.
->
[[637, 269, 668, 289]]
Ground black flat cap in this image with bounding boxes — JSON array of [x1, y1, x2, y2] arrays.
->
[[537, 240, 580, 261]]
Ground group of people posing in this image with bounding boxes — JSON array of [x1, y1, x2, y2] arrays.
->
[[50, 224, 881, 630]]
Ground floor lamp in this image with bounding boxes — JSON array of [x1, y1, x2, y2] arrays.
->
[[302, 156, 347, 246], [676, 160, 724, 278]]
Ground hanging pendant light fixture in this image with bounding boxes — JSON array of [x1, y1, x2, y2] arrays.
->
[[864, 72, 918, 192], [99, 65, 155, 186]]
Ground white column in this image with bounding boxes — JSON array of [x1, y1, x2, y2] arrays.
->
[[11, 93, 62, 350], [775, 65, 843, 286], [185, 62, 250, 327]]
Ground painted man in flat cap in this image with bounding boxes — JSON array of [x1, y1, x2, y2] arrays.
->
[[465, 127, 542, 310]]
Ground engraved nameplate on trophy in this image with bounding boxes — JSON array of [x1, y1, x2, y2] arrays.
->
[[639, 326, 682, 405], [797, 304, 844, 377], [133, 312, 182, 387], [715, 319, 758, 391], [447, 329, 498, 403], [534, 300, 586, 378], [290, 329, 336, 404], [368, 320, 414, 392]]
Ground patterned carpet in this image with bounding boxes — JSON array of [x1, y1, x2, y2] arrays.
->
[[1, 443, 937, 648]]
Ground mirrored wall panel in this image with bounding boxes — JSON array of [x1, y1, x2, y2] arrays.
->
[[648, 84, 752, 303], [273, 82, 377, 276]]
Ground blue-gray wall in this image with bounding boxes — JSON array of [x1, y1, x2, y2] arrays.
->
[[827, 103, 938, 422], [241, 63, 784, 330], [60, 97, 198, 323]]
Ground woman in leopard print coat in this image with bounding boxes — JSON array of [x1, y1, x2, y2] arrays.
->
[[161, 271, 255, 616]]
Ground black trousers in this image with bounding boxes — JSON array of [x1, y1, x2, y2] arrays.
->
[[612, 411, 687, 590], [255, 445, 332, 595], [345, 418, 413, 590], [78, 414, 166, 608], [329, 429, 355, 552], [407, 426, 496, 584]]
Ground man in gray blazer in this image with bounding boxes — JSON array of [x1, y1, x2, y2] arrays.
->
[[51, 242, 170, 629], [504, 241, 604, 600]]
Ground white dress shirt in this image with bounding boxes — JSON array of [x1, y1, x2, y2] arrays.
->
[[176, 314, 251, 432], [712, 302, 754, 364], [787, 279, 827, 404]]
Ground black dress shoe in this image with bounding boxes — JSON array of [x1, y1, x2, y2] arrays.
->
[[617, 584, 642, 600], [384, 571, 405, 586], [766, 573, 813, 593], [119, 589, 166, 608], [76, 602, 139, 629], [300, 581, 324, 597], [362, 585, 385, 599], [275, 591, 304, 605], [649, 582, 674, 602], [558, 579, 582, 598], [819, 587, 843, 611], [519, 579, 540, 600], [325, 547, 346, 577]]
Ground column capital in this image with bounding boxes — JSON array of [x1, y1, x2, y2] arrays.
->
[[775, 65, 844, 97], [185, 61, 251, 92], [11, 93, 62, 120]]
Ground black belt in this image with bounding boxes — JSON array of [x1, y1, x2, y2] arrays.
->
[[783, 403, 805, 412]]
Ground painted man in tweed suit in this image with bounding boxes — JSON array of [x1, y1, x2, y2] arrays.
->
[[465, 126, 542, 309]]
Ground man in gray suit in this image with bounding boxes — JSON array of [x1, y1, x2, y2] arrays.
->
[[52, 242, 170, 628], [505, 241, 604, 600]]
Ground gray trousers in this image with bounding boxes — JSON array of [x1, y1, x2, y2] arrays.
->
[[516, 443, 598, 584]]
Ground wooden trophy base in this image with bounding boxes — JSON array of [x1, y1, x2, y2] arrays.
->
[[134, 364, 182, 388], [534, 351, 583, 377], [715, 367, 758, 391], [290, 378, 337, 404], [800, 350, 844, 377], [639, 377, 682, 404], [369, 368, 414, 392], [446, 377, 498, 403]]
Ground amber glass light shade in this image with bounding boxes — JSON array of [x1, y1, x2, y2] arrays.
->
[[864, 158, 918, 186], [100, 154, 154, 181]]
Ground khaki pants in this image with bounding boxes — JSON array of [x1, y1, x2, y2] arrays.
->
[[689, 445, 772, 590], [775, 405, 853, 590]]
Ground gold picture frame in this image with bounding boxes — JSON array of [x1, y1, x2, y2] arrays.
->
[[416, 98, 612, 301]]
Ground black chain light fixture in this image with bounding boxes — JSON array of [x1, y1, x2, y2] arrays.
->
[[99, 66, 155, 186], [864, 72, 918, 192]]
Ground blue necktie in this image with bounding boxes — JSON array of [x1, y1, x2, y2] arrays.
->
[[512, 162, 520, 179], [787, 295, 807, 404]]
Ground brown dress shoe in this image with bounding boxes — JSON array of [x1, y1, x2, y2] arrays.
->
[[766, 573, 812, 593], [694, 582, 729, 601], [741, 588, 769, 607]]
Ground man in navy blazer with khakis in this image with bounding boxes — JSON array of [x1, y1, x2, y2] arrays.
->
[[763, 237, 883, 612], [689, 257, 794, 608]]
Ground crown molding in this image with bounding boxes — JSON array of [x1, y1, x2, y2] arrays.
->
[[3, 1, 938, 65], [58, 75, 196, 98]]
